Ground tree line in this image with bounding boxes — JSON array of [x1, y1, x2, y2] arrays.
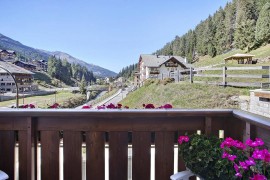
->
[[117, 63, 138, 79], [155, 0, 270, 62], [47, 56, 96, 86]]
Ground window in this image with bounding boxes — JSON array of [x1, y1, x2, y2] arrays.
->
[[6, 88, 11, 91], [1, 83, 5, 86], [6, 83, 11, 86]]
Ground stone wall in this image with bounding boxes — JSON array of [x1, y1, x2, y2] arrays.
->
[[249, 90, 270, 118]]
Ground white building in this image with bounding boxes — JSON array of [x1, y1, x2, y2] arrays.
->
[[0, 61, 38, 93], [137, 54, 192, 85]]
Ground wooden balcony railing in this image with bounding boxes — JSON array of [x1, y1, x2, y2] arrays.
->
[[0, 109, 270, 180]]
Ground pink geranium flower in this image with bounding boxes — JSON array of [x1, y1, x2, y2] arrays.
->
[[82, 105, 91, 109], [178, 136, 189, 145], [250, 174, 267, 180], [144, 104, 155, 109]]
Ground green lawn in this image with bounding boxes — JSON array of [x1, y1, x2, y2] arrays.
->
[[120, 80, 251, 109], [194, 44, 270, 67], [0, 91, 84, 108]]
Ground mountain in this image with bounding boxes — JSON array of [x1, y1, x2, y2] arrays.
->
[[0, 33, 49, 60], [0, 33, 116, 77], [44, 51, 116, 77]]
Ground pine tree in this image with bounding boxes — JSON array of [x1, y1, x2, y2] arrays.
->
[[234, 0, 257, 50], [255, 2, 270, 45], [214, 8, 227, 55], [80, 75, 87, 94]]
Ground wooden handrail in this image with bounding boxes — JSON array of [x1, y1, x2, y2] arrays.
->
[[0, 109, 269, 180]]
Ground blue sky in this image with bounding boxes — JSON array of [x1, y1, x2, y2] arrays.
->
[[1, 0, 230, 73]]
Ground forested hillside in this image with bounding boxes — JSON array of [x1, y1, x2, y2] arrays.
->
[[117, 63, 138, 79], [47, 56, 96, 86], [155, 0, 270, 63]]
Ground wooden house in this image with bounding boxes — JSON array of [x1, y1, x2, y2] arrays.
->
[[137, 54, 192, 85]]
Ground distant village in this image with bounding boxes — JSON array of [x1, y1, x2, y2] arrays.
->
[[0, 49, 48, 93]]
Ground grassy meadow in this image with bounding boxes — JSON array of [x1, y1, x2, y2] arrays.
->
[[120, 80, 251, 109]]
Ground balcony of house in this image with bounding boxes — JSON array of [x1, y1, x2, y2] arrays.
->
[[0, 109, 269, 180], [149, 69, 160, 75]]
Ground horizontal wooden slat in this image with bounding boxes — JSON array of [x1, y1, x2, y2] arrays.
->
[[194, 74, 223, 78], [36, 116, 207, 131], [227, 66, 269, 70], [226, 74, 270, 78], [194, 67, 223, 71], [226, 82, 262, 87]]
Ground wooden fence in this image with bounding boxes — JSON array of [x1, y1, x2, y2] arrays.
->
[[193, 66, 270, 88], [0, 109, 270, 180]]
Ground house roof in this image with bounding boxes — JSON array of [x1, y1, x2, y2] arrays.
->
[[224, 54, 255, 61], [0, 61, 34, 74], [13, 60, 37, 67], [140, 54, 192, 68], [0, 49, 16, 54]]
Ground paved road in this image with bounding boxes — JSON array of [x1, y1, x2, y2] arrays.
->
[[92, 86, 134, 108], [75, 91, 107, 109]]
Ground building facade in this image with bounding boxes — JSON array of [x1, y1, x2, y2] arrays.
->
[[137, 54, 191, 85], [0, 50, 16, 62], [0, 61, 38, 93]]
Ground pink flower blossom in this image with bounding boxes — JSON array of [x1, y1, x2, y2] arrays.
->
[[222, 151, 229, 159], [246, 138, 264, 148], [233, 140, 246, 150], [264, 150, 270, 162], [220, 137, 235, 148], [117, 104, 122, 108], [144, 104, 155, 109], [234, 163, 239, 172], [227, 154, 237, 162], [106, 103, 117, 109], [82, 105, 91, 109], [235, 172, 242, 178], [245, 157, 255, 166], [252, 149, 265, 160], [250, 174, 267, 180], [255, 138, 264, 146], [239, 161, 248, 170], [97, 105, 106, 109], [158, 104, 173, 109], [178, 136, 189, 145]]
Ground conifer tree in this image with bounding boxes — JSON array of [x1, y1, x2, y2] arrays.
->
[[234, 0, 257, 50], [255, 2, 270, 45], [80, 75, 87, 94]]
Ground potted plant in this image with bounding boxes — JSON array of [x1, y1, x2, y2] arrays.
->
[[221, 137, 270, 179], [175, 134, 235, 180]]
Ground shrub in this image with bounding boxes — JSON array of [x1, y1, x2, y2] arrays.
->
[[178, 134, 235, 179]]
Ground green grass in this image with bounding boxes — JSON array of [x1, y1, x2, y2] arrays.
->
[[0, 91, 85, 108], [120, 80, 251, 109], [90, 88, 118, 105], [194, 44, 270, 67]]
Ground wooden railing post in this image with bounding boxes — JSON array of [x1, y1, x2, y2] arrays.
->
[[190, 68, 193, 83], [26, 117, 36, 180], [223, 66, 227, 87], [205, 117, 212, 136], [243, 122, 250, 142]]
